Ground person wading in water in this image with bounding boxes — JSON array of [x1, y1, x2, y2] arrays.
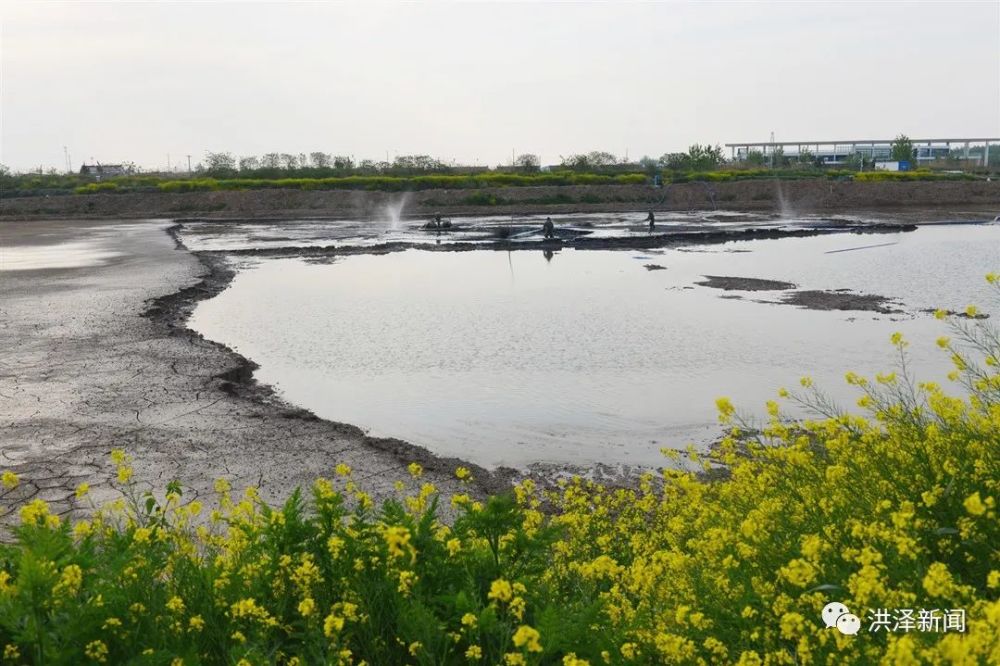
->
[[645, 210, 655, 232], [543, 217, 555, 239]]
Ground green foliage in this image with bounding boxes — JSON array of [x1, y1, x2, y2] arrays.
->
[[559, 152, 621, 172], [204, 152, 238, 178], [73, 182, 119, 194], [661, 144, 725, 171], [891, 134, 916, 163], [146, 173, 646, 194], [744, 149, 767, 167], [854, 170, 976, 182]]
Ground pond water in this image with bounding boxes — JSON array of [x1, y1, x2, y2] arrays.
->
[[190, 224, 1000, 469]]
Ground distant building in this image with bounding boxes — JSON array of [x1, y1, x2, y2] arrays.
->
[[725, 138, 997, 166], [79, 163, 128, 180]]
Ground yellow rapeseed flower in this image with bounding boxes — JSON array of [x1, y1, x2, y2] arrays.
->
[[85, 640, 108, 663], [328, 535, 346, 559], [963, 492, 987, 516], [116, 466, 133, 484], [398, 570, 417, 595], [19, 499, 59, 528], [488, 578, 513, 603], [383, 526, 412, 559], [922, 562, 954, 597], [512, 625, 542, 652], [408, 462, 423, 478], [1, 471, 19, 490], [323, 613, 345, 637], [298, 598, 316, 617], [3, 644, 20, 660], [54, 564, 83, 597], [465, 645, 483, 660]]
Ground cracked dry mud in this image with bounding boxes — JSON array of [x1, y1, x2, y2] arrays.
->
[[0, 219, 498, 526]]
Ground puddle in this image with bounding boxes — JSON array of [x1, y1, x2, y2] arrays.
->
[[0, 241, 122, 271], [189, 223, 1000, 469]]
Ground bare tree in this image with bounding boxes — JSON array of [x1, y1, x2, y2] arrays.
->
[[514, 153, 540, 171], [261, 153, 281, 169], [204, 151, 237, 177], [310, 152, 331, 169], [333, 155, 354, 170], [239, 156, 260, 172], [279, 153, 299, 170]]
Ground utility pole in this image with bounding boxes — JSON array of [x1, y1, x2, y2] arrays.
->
[[167, 153, 171, 172], [63, 146, 72, 173], [769, 131, 775, 169], [186, 155, 192, 173]]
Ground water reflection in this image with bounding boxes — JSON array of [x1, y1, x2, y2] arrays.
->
[[190, 225, 1000, 469]]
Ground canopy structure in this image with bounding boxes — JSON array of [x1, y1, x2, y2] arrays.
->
[[724, 138, 999, 165]]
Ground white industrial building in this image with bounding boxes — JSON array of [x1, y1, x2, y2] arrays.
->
[[725, 138, 997, 166]]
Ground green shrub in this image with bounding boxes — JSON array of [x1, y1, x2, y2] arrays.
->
[[73, 182, 119, 194], [854, 170, 976, 182]]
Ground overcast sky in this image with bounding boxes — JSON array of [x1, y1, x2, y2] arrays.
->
[[2, 1, 998, 172]]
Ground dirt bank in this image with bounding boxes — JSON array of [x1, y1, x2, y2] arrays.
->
[[0, 220, 512, 524], [695, 275, 797, 291], [2, 179, 999, 221], [781, 290, 904, 314]]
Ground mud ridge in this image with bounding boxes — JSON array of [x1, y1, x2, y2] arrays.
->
[[208, 221, 920, 260]]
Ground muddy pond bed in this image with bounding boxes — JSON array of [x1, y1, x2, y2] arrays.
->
[[187, 216, 1000, 469]]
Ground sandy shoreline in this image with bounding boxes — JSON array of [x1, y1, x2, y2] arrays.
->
[[0, 219, 508, 525]]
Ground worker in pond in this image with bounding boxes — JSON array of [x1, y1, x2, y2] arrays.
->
[[645, 210, 655, 232], [542, 216, 555, 239]]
